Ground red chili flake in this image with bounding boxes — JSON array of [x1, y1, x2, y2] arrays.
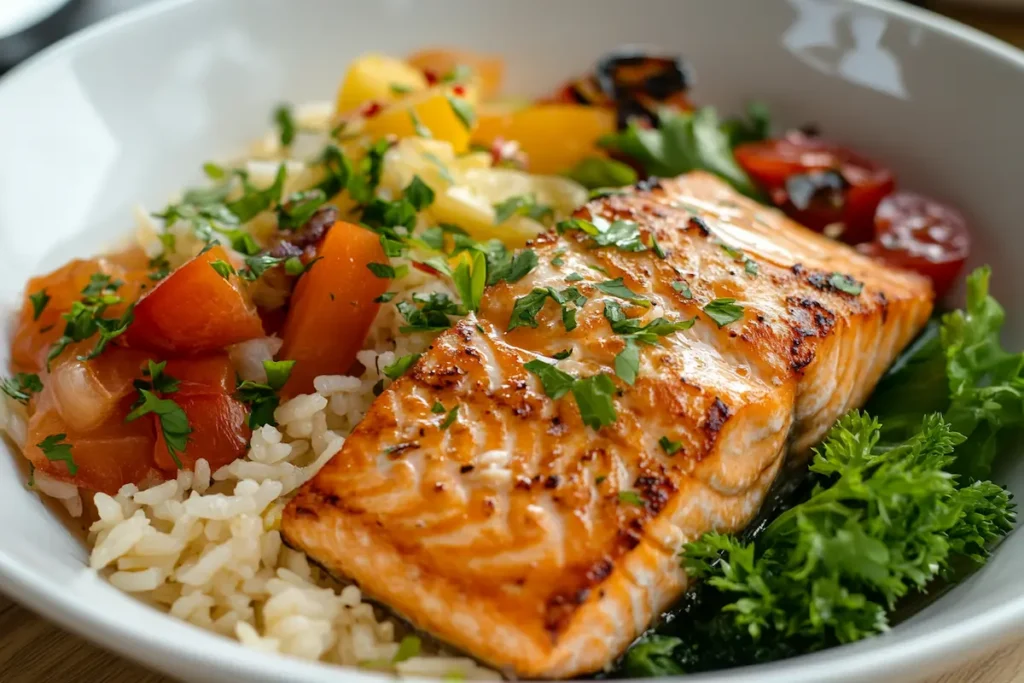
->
[[453, 85, 466, 96], [361, 101, 383, 118], [412, 262, 441, 277]]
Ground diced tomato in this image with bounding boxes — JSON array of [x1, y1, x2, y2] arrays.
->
[[280, 221, 389, 395], [153, 391, 250, 473], [858, 191, 970, 298], [734, 133, 896, 244], [163, 355, 235, 394], [25, 393, 157, 495], [126, 245, 264, 356], [13, 254, 151, 374]]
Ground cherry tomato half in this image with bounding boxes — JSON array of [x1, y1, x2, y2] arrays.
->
[[734, 132, 895, 244], [858, 191, 970, 298]]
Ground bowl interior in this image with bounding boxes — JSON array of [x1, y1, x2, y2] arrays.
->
[[0, 0, 1023, 681]]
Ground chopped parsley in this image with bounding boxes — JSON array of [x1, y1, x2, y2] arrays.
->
[[525, 361, 619, 430], [404, 175, 435, 211], [486, 248, 538, 286], [552, 349, 573, 360], [830, 272, 864, 295], [238, 254, 286, 281], [284, 256, 320, 277], [440, 405, 459, 430], [396, 293, 462, 333], [1, 373, 43, 404], [452, 250, 487, 312], [273, 104, 296, 147], [367, 262, 398, 279], [126, 389, 191, 469], [392, 635, 421, 664], [650, 234, 667, 259], [277, 189, 328, 231], [37, 434, 77, 475], [524, 359, 576, 399], [557, 217, 647, 253], [563, 157, 638, 190], [672, 280, 693, 298], [236, 359, 297, 429], [446, 95, 475, 129], [210, 260, 235, 280], [508, 286, 586, 332], [409, 110, 432, 138], [618, 490, 645, 506], [745, 259, 759, 277], [659, 436, 683, 455], [703, 298, 745, 328], [595, 278, 650, 306], [603, 301, 695, 384], [375, 292, 397, 303], [383, 354, 421, 380], [615, 339, 642, 385], [29, 290, 50, 321], [47, 275, 135, 369], [390, 83, 415, 95], [431, 401, 446, 414], [203, 162, 226, 180], [565, 272, 584, 283], [441, 64, 473, 84], [493, 194, 553, 225], [226, 164, 288, 223]]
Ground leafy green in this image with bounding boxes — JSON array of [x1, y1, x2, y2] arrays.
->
[[493, 194, 553, 225], [867, 267, 1024, 480], [486, 248, 537, 286], [557, 217, 647, 253], [672, 280, 693, 299], [829, 272, 863, 295], [404, 175, 435, 211], [440, 405, 459, 430], [392, 635, 421, 663], [620, 635, 686, 677], [524, 359, 576, 400], [227, 165, 287, 222], [236, 360, 297, 429], [659, 436, 683, 456], [2, 373, 43, 404], [599, 107, 760, 198], [396, 293, 462, 333], [571, 373, 618, 429], [29, 290, 49, 321], [210, 260, 235, 279], [446, 96, 476, 129], [721, 101, 771, 148], [273, 105, 296, 147], [36, 434, 77, 475], [452, 250, 487, 312], [603, 300, 693, 384], [563, 157, 638, 190], [383, 354, 421, 380], [46, 276, 135, 369], [703, 298, 744, 328], [618, 490, 645, 506], [595, 278, 650, 305], [367, 262, 398, 279], [126, 389, 191, 468], [277, 189, 328, 231]]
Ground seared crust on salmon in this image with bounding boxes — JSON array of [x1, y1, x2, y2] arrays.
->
[[282, 172, 933, 678]]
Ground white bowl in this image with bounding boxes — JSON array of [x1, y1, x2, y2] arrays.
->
[[1, 0, 1023, 681]]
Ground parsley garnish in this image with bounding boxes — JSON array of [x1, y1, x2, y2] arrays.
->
[[650, 234, 667, 259], [397, 293, 462, 333], [830, 272, 864, 295], [659, 436, 683, 455], [277, 189, 328, 231], [493, 195, 553, 225], [441, 64, 473, 84], [393, 635, 421, 664], [29, 290, 49, 321], [440, 405, 459, 430], [238, 254, 286, 281], [375, 292, 397, 303], [595, 278, 650, 306], [226, 165, 288, 223], [1, 373, 43, 404], [383, 354, 421, 380], [367, 262, 397, 279], [565, 272, 584, 283], [618, 490, 645, 506], [615, 339, 642, 385], [284, 256, 321, 277], [37, 434, 77, 475], [745, 259, 759, 277], [557, 217, 647, 253], [672, 280, 693, 298], [390, 82, 415, 95], [203, 162, 226, 180], [273, 104, 296, 147], [126, 389, 191, 469], [409, 109, 432, 138], [431, 401, 446, 414], [603, 301, 694, 384], [210, 260, 235, 279], [486, 248, 538, 286], [236, 359, 296, 429], [508, 286, 586, 332], [552, 349, 573, 360], [47, 275, 135, 369], [523, 359, 576, 399], [703, 298, 745, 328], [452, 251, 487, 312], [446, 95, 475, 129], [404, 175, 435, 211]]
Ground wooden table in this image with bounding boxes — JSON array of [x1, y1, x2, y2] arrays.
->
[[3, 3, 1024, 682]]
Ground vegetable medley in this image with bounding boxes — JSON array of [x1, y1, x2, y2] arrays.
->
[[4, 46, 1017, 675]]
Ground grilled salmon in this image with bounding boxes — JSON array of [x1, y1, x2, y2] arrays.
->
[[281, 171, 933, 678]]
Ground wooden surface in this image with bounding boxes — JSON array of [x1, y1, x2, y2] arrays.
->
[[4, 4, 1024, 683]]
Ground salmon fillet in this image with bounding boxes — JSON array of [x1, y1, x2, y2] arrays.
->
[[281, 171, 933, 678]]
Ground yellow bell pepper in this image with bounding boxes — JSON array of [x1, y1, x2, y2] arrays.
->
[[362, 86, 477, 154], [472, 104, 616, 175], [336, 53, 428, 114]]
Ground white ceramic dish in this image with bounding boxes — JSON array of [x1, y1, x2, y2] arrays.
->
[[1, 0, 1023, 681]]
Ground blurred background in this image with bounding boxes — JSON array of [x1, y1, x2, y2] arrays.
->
[[1, 0, 1024, 76]]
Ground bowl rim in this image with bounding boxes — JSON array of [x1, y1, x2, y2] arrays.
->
[[2, 0, 1024, 681]]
